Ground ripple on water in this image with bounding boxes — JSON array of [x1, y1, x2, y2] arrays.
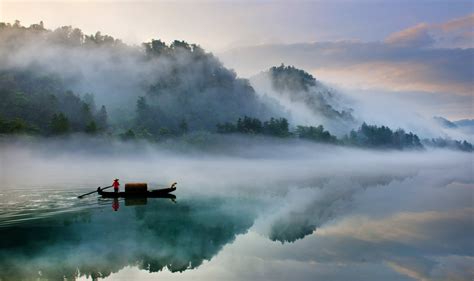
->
[[0, 187, 108, 227]]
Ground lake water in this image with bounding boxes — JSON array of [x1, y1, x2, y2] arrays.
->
[[0, 142, 472, 281]]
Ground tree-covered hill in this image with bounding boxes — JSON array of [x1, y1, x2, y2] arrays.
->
[[0, 21, 279, 136], [250, 64, 355, 135], [0, 69, 107, 135], [0, 21, 471, 152]]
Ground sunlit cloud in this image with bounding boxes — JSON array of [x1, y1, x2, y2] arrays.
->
[[312, 61, 473, 96], [385, 23, 435, 48], [385, 13, 474, 49], [317, 208, 474, 243]]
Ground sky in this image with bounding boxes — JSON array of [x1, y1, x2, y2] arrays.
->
[[1, 0, 473, 119], [1, 0, 472, 51]]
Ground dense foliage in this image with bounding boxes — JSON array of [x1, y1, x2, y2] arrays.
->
[[217, 116, 291, 137], [0, 70, 108, 135], [295, 125, 338, 143], [423, 138, 473, 152], [138, 39, 276, 134], [344, 123, 423, 149], [269, 64, 317, 92]]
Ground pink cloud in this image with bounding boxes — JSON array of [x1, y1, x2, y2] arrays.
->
[[385, 13, 474, 48]]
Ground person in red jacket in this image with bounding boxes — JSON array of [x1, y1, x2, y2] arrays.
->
[[112, 179, 120, 193]]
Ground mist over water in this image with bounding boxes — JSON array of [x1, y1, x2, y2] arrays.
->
[[0, 9, 473, 281], [0, 136, 472, 280]]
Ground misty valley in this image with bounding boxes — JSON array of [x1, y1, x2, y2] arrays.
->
[[0, 19, 473, 281]]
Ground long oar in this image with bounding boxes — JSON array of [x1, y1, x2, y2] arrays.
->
[[78, 185, 113, 199]]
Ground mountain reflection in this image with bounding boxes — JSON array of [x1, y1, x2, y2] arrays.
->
[[0, 197, 256, 280], [267, 174, 412, 243]]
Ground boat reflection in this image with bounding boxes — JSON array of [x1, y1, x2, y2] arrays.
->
[[108, 193, 177, 212]]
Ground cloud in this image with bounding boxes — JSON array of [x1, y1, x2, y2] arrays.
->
[[385, 14, 474, 49], [387, 256, 474, 281], [312, 61, 469, 94], [219, 14, 474, 119], [317, 208, 474, 245], [385, 23, 435, 48], [221, 41, 473, 96], [221, 40, 473, 95]]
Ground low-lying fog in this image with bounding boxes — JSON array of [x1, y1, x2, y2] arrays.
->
[[0, 136, 472, 281], [2, 136, 470, 194]]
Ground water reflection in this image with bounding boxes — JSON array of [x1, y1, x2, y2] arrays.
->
[[0, 196, 257, 280], [112, 198, 119, 211], [107, 193, 177, 212], [0, 154, 472, 281], [264, 174, 415, 243]]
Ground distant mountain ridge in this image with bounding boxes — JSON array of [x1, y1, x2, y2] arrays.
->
[[433, 116, 474, 134]]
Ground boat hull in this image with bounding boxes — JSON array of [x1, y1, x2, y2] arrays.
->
[[98, 187, 176, 198]]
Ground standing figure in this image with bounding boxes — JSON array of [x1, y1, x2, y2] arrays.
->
[[113, 178, 120, 193]]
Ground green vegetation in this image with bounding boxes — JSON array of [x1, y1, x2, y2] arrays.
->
[[217, 119, 431, 150], [423, 138, 473, 152], [270, 64, 317, 92], [344, 123, 423, 149], [50, 113, 70, 135], [0, 21, 471, 152], [137, 39, 275, 133], [0, 69, 109, 136], [0, 116, 37, 134], [295, 125, 337, 143], [0, 21, 276, 138], [217, 116, 290, 137]]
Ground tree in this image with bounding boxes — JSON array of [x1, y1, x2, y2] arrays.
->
[[50, 113, 70, 135], [0, 117, 33, 134], [120, 129, 135, 140], [143, 39, 168, 57], [216, 122, 236, 133], [96, 105, 108, 129], [85, 121, 97, 134], [296, 125, 337, 143], [346, 123, 423, 149], [216, 116, 290, 137], [236, 116, 263, 134], [179, 119, 189, 134], [136, 96, 149, 122], [170, 40, 191, 51], [82, 93, 96, 112], [263, 117, 290, 137]]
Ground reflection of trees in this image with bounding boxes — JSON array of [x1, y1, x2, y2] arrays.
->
[[133, 199, 256, 273], [0, 197, 256, 280]]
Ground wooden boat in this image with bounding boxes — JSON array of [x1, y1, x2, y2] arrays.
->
[[98, 182, 177, 198], [98, 188, 176, 198]]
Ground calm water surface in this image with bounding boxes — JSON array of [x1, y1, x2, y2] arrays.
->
[[0, 150, 472, 281]]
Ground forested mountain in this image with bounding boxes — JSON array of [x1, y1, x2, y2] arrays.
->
[[0, 21, 471, 152], [133, 39, 277, 134], [250, 64, 355, 135], [0, 21, 278, 136], [0, 69, 108, 135]]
